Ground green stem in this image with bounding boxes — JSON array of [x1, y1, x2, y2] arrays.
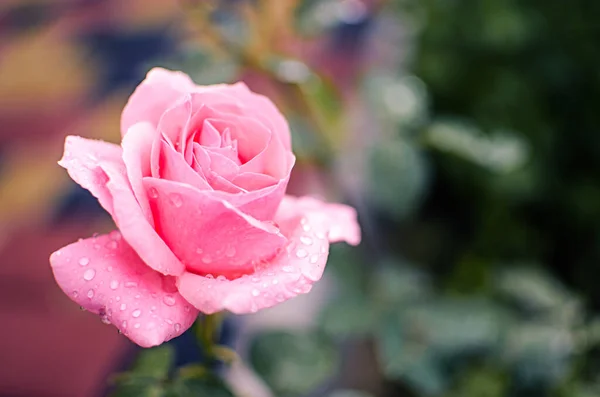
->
[[195, 313, 223, 362]]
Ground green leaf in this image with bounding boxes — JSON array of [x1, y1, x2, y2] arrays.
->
[[318, 297, 376, 337], [130, 345, 175, 379], [376, 315, 447, 396], [327, 390, 375, 397], [109, 380, 165, 397], [367, 137, 429, 219], [446, 367, 507, 397], [168, 374, 234, 397], [249, 330, 338, 397], [371, 260, 432, 307]]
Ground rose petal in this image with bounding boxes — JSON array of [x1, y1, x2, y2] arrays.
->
[[121, 68, 195, 137], [50, 232, 198, 347], [144, 178, 288, 278], [61, 136, 185, 276], [121, 122, 156, 224], [176, 195, 359, 314], [226, 82, 292, 151], [159, 139, 212, 191], [58, 135, 123, 217]]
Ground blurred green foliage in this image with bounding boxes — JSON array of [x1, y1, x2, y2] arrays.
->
[[249, 0, 600, 396]]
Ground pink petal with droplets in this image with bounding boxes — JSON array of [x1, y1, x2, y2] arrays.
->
[[176, 195, 361, 314], [144, 177, 287, 278], [60, 136, 185, 276], [50, 232, 198, 347], [58, 136, 123, 216]]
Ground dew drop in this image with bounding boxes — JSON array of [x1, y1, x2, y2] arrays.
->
[[196, 247, 203, 255], [163, 295, 176, 306], [296, 249, 308, 258], [148, 187, 159, 199], [55, 250, 62, 256], [100, 315, 111, 325], [300, 236, 313, 246], [174, 323, 181, 332], [275, 294, 285, 302], [132, 309, 141, 318], [83, 269, 96, 281], [122, 320, 128, 329], [135, 294, 141, 299], [87, 289, 94, 299], [316, 232, 326, 239], [282, 265, 295, 273], [205, 274, 214, 279], [79, 257, 90, 266], [251, 276, 260, 283], [109, 280, 119, 290], [106, 240, 118, 250], [72, 291, 79, 298], [150, 306, 156, 312], [116, 296, 121, 302], [302, 224, 311, 232], [272, 278, 279, 285], [216, 275, 227, 281], [134, 323, 141, 329], [251, 288, 260, 297], [125, 281, 138, 288], [169, 193, 183, 207], [225, 246, 236, 257], [202, 255, 212, 264], [309, 254, 320, 264], [166, 319, 174, 325], [120, 303, 127, 311], [184, 306, 190, 312]]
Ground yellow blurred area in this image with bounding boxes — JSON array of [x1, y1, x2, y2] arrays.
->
[[0, 29, 93, 110]]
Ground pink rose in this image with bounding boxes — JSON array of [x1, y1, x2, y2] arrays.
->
[[50, 68, 360, 347]]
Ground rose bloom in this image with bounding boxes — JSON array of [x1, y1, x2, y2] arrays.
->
[[50, 68, 360, 347]]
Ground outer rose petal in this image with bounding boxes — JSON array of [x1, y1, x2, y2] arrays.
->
[[50, 232, 198, 347], [177, 195, 361, 314], [144, 178, 287, 278], [58, 135, 123, 217], [121, 68, 195, 136], [60, 136, 185, 276]]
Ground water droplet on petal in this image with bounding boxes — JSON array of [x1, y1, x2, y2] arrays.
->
[[132, 309, 141, 318], [205, 274, 214, 279], [276, 294, 285, 302], [184, 306, 190, 312], [87, 289, 94, 298], [272, 278, 279, 285], [309, 254, 320, 264], [174, 323, 181, 332], [108, 280, 118, 290], [166, 319, 174, 325], [251, 289, 260, 297], [106, 240, 118, 250], [163, 295, 176, 306], [79, 257, 90, 266], [196, 247, 203, 254], [216, 275, 227, 281], [83, 269, 96, 281], [100, 315, 111, 325], [116, 296, 121, 301], [134, 323, 141, 329], [169, 193, 183, 207], [202, 255, 212, 264], [296, 249, 308, 258], [120, 303, 127, 311], [125, 281, 138, 288], [122, 320, 127, 328], [148, 187, 159, 199], [55, 250, 62, 256], [316, 232, 326, 239], [300, 236, 313, 246], [282, 265, 295, 273], [225, 246, 236, 257], [250, 302, 258, 313], [302, 224, 311, 232], [135, 294, 140, 299], [72, 291, 79, 298], [251, 276, 260, 283]]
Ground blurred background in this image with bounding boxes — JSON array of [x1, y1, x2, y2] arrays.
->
[[1, 0, 600, 396]]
